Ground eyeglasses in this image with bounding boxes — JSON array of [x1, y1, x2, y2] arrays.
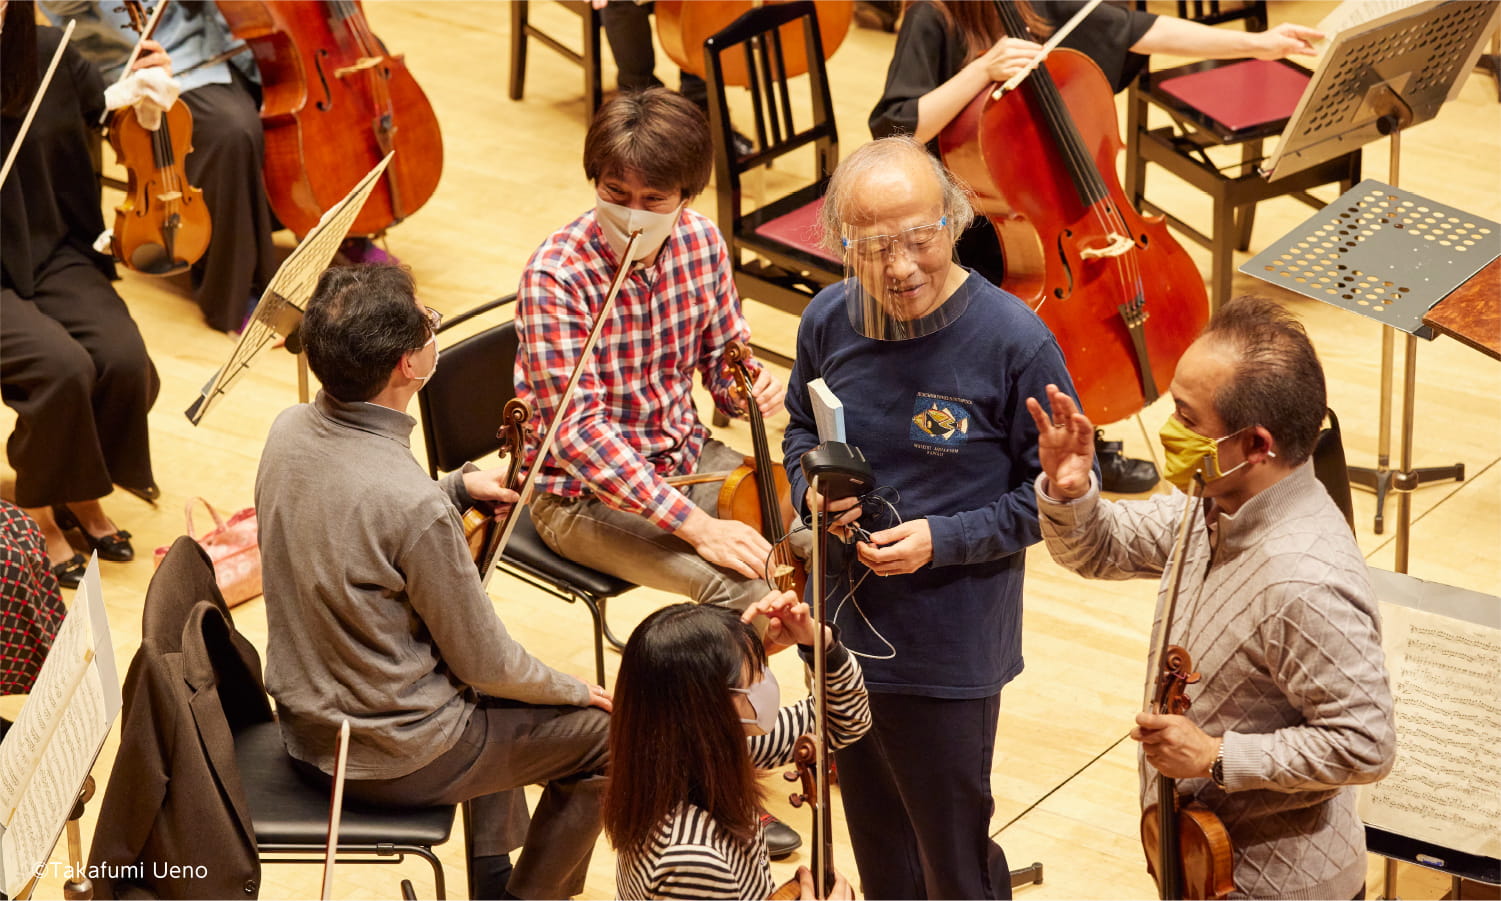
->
[[421, 305, 443, 335], [842, 216, 949, 260]]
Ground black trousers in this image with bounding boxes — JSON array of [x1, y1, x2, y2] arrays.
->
[[598, 1, 708, 106], [835, 690, 1006, 900], [180, 69, 276, 333], [1, 245, 158, 507]]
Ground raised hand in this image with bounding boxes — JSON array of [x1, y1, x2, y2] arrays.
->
[[1025, 383, 1096, 500]]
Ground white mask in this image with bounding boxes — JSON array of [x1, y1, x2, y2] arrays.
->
[[595, 198, 681, 264], [729, 665, 780, 734], [412, 334, 439, 385]]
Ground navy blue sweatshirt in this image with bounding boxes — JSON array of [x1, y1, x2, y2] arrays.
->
[[783, 272, 1082, 698]]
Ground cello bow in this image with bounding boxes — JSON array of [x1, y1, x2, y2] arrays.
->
[[472, 229, 642, 585]]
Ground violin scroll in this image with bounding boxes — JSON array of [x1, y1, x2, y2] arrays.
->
[[1151, 644, 1201, 717]]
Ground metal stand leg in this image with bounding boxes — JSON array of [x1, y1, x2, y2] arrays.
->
[[1009, 861, 1044, 889]]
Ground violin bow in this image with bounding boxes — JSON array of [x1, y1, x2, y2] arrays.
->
[[0, 19, 76, 187], [96, 0, 170, 125], [477, 230, 643, 587], [1144, 474, 1203, 712], [992, 0, 1104, 98]]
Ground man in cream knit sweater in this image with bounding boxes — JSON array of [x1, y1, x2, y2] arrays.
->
[[1027, 295, 1395, 899]]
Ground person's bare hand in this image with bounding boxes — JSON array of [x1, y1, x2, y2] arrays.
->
[[857, 519, 932, 575], [132, 38, 173, 74], [676, 508, 774, 581], [750, 365, 785, 418], [1025, 383, 1095, 500], [1249, 22, 1323, 59], [743, 590, 825, 650], [978, 36, 1045, 83], [585, 683, 613, 713], [1132, 713, 1219, 780]]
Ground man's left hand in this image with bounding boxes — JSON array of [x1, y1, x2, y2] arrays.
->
[[750, 366, 785, 418], [462, 469, 521, 515], [1132, 712, 1219, 780], [856, 519, 933, 575]]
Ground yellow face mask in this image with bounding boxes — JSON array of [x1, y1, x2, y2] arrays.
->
[[1158, 417, 1269, 492]]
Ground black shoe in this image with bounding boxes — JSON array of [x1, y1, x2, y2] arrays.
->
[[468, 853, 514, 900], [53, 505, 134, 562], [51, 553, 87, 589], [1095, 430, 1159, 493], [760, 808, 802, 860]]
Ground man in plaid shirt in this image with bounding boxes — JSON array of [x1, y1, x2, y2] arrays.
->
[[516, 88, 790, 615]]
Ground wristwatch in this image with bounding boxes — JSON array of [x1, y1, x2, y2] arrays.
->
[[1210, 740, 1227, 790]]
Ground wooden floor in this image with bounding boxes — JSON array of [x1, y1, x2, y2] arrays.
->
[[4, 2, 1498, 898]]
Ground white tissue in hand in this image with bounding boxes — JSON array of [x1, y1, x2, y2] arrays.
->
[[103, 67, 181, 131]]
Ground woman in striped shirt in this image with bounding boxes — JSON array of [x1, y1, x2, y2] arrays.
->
[[605, 592, 870, 899]]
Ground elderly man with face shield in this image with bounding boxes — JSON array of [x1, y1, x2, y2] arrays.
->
[[1028, 296, 1395, 899], [781, 136, 1085, 900]]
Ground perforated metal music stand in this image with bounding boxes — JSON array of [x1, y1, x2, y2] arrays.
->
[[1242, 0, 1501, 567]]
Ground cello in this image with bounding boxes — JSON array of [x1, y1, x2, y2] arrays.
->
[[107, 0, 211, 275], [656, 1, 853, 84], [718, 341, 807, 596], [214, 0, 442, 238], [938, 0, 1209, 427], [1138, 476, 1235, 900]]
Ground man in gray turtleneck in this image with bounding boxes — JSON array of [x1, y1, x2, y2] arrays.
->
[[1029, 295, 1395, 900], [255, 264, 611, 900]]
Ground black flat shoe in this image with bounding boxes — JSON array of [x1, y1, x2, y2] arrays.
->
[[1095, 430, 1160, 494], [51, 553, 87, 589], [52, 505, 135, 562], [760, 808, 802, 860]]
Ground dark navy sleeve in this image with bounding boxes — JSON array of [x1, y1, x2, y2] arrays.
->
[[783, 291, 829, 521], [925, 333, 1083, 567]]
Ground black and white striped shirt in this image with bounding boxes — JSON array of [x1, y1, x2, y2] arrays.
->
[[616, 644, 871, 900]]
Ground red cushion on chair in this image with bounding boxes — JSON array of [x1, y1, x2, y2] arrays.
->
[[753, 196, 841, 265], [1158, 59, 1310, 132]]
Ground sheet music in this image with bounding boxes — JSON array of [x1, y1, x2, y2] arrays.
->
[[0, 558, 121, 898], [1358, 602, 1501, 860], [1313, 0, 1430, 47]]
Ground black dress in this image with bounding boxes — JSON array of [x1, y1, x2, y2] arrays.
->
[[1, 27, 158, 507]]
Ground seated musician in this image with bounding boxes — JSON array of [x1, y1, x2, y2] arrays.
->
[[43, 0, 280, 334], [515, 87, 804, 857], [870, 0, 1325, 495], [255, 264, 611, 901], [606, 594, 865, 900], [2, 4, 159, 589], [1030, 295, 1396, 899], [781, 135, 1085, 900]]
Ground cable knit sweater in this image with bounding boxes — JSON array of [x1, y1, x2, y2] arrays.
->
[[1037, 463, 1396, 899]]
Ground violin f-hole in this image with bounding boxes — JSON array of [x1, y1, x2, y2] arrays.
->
[[314, 48, 334, 112]]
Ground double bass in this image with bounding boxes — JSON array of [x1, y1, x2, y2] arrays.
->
[[108, 0, 211, 275], [938, 0, 1209, 426], [215, 0, 442, 238]]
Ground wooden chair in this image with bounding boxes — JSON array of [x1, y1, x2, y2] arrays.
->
[[508, 0, 604, 116], [1124, 1, 1363, 310], [703, 0, 843, 368]]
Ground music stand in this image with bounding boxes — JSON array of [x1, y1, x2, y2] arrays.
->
[[185, 153, 394, 424], [1243, 181, 1499, 569], [1241, 0, 1501, 567]]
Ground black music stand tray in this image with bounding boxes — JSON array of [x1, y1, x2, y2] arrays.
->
[[1241, 0, 1501, 565]]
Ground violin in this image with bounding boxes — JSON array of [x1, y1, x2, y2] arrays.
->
[[937, 0, 1209, 427], [656, 1, 852, 84], [462, 399, 531, 570], [1138, 477, 1235, 900], [107, 0, 211, 275], [214, 0, 442, 239], [718, 342, 807, 596]]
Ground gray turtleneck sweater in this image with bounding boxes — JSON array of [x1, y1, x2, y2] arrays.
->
[[256, 392, 589, 780], [1037, 463, 1395, 900]]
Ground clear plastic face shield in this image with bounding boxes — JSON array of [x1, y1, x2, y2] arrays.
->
[[840, 214, 970, 341]]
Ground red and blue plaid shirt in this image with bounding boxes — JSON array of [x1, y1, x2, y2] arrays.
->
[[516, 208, 757, 532]]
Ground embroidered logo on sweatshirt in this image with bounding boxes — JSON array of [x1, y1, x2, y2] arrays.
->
[[910, 393, 971, 454]]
